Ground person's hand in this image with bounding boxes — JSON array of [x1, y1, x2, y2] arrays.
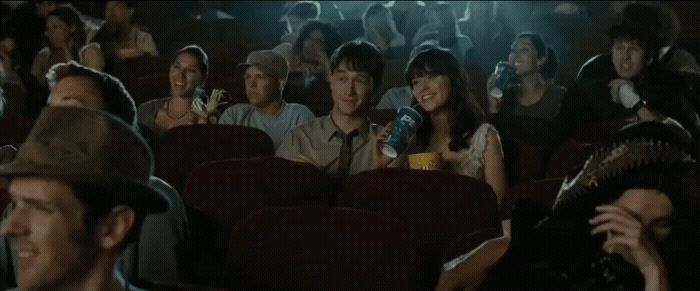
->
[[191, 89, 227, 124], [590, 205, 667, 275], [608, 79, 640, 108], [372, 121, 395, 169], [486, 73, 502, 113]]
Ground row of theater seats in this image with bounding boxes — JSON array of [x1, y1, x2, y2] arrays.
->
[[180, 158, 505, 289], [0, 115, 616, 194], [174, 157, 568, 289], [0, 116, 617, 289]]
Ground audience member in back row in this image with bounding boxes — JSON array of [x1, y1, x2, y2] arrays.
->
[[218, 50, 314, 149], [357, 3, 407, 59], [487, 32, 566, 120], [460, 1, 514, 82], [561, 5, 700, 140], [273, 20, 343, 80], [375, 41, 438, 110], [137, 45, 218, 138], [1, 0, 56, 80], [411, 3, 473, 66], [0, 106, 170, 291], [280, 1, 320, 44], [654, 3, 700, 73], [401, 47, 507, 203], [30, 4, 88, 84], [88, 0, 159, 72], [277, 41, 402, 185], [0, 61, 188, 286]]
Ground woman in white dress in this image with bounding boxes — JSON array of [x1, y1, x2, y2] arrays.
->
[[405, 47, 507, 203]]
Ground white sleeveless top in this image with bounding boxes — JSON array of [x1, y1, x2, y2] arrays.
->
[[448, 123, 500, 181]]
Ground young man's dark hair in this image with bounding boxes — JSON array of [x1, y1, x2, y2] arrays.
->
[[46, 61, 137, 128], [330, 40, 385, 97], [608, 3, 664, 62]]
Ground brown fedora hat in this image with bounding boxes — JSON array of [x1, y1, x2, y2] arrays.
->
[[0, 106, 169, 214]]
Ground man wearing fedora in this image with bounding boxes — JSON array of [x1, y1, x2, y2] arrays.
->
[[218, 50, 315, 149], [0, 106, 170, 290], [0, 62, 188, 287]]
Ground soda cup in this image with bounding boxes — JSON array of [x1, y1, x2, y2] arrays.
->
[[381, 106, 423, 158], [489, 61, 514, 98]]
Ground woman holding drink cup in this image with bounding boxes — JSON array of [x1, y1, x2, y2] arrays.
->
[[487, 32, 566, 120], [388, 47, 507, 203], [137, 45, 224, 138]]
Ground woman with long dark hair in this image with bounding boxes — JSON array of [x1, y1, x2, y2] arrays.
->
[[31, 4, 87, 84], [137, 45, 219, 137], [405, 47, 507, 202]]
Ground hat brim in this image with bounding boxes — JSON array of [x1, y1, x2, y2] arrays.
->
[[237, 62, 283, 79], [0, 160, 171, 214], [237, 62, 252, 75]]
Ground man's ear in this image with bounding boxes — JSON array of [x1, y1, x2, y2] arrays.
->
[[97, 205, 135, 250], [278, 77, 287, 93]]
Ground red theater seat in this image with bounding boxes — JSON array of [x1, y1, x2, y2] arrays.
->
[[0, 114, 34, 146], [499, 178, 565, 220], [336, 168, 500, 289], [155, 124, 274, 192], [228, 207, 418, 290]]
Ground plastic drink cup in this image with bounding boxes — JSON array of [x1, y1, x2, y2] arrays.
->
[[489, 61, 514, 98], [381, 106, 423, 158]]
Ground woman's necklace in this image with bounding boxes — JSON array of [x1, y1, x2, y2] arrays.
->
[[166, 99, 190, 120]]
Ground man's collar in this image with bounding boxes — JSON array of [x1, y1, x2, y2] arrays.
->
[[322, 115, 371, 142]]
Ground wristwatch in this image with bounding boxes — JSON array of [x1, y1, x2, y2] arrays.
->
[[631, 99, 647, 113]]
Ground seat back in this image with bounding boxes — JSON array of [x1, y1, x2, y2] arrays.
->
[[155, 124, 274, 192], [181, 157, 333, 286], [228, 207, 418, 290], [336, 168, 500, 289], [184, 157, 334, 230], [2, 82, 28, 117], [0, 115, 35, 146], [499, 178, 565, 220], [282, 72, 333, 116], [545, 141, 599, 178]]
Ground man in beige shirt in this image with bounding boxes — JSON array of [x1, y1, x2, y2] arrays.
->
[[277, 41, 398, 179]]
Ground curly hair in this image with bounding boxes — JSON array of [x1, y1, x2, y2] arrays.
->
[[293, 20, 343, 59]]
